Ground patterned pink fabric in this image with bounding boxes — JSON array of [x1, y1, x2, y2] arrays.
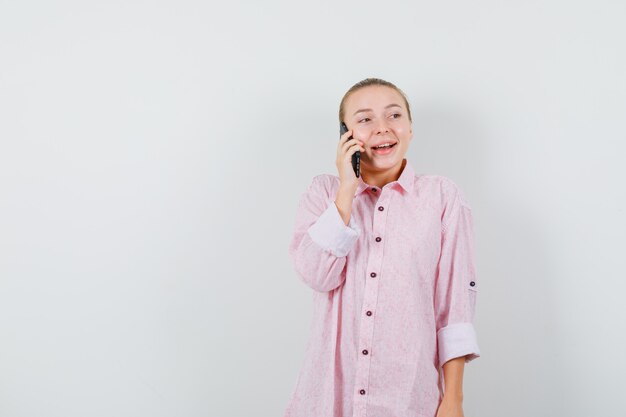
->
[[283, 158, 480, 417]]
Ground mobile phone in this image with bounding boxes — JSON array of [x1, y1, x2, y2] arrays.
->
[[340, 122, 360, 178]]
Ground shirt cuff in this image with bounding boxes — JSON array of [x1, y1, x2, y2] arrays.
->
[[437, 322, 481, 369], [307, 201, 361, 257]]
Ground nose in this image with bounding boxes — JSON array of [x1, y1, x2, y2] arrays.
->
[[375, 119, 389, 135]]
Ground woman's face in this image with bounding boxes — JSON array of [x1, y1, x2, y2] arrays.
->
[[343, 85, 413, 173]]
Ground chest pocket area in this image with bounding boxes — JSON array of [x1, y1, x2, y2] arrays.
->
[[387, 200, 441, 285]]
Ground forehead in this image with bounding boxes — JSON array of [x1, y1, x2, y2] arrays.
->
[[345, 85, 405, 112]]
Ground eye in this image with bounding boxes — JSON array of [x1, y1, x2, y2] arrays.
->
[[358, 117, 371, 123], [391, 113, 401, 119]]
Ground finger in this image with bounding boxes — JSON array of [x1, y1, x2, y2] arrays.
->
[[339, 130, 353, 144], [337, 135, 353, 153], [341, 137, 360, 149], [342, 138, 364, 153], [346, 143, 365, 156]]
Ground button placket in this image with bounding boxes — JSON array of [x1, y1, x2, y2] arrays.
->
[[352, 193, 392, 417]]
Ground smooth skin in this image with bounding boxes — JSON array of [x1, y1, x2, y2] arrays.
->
[[334, 85, 468, 417]]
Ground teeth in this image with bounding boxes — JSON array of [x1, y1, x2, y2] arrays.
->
[[374, 143, 393, 149]]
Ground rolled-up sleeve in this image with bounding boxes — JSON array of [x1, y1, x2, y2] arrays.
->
[[288, 176, 361, 292], [307, 199, 360, 257], [435, 181, 481, 376]]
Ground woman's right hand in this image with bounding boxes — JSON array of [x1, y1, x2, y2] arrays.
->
[[336, 128, 365, 189]]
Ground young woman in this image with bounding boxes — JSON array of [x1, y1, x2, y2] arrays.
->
[[284, 78, 481, 417]]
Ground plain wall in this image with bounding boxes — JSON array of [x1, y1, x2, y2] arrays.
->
[[1, 1, 625, 416]]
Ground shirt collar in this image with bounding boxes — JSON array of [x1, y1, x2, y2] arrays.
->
[[355, 158, 415, 196]]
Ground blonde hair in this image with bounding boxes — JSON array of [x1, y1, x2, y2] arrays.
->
[[339, 78, 412, 124]]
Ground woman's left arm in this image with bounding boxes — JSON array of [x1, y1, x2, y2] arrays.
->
[[434, 179, 482, 417], [436, 356, 466, 417]]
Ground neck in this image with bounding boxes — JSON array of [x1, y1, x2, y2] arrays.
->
[[361, 159, 406, 188]]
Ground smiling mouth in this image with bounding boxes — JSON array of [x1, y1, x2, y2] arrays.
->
[[371, 143, 397, 150], [369, 143, 398, 157]]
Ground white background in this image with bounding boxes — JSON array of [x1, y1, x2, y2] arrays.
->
[[1, 1, 625, 416]]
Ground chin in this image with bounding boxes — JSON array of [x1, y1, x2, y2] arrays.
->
[[364, 159, 400, 171]]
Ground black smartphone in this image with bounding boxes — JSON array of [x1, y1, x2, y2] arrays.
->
[[340, 121, 360, 178]]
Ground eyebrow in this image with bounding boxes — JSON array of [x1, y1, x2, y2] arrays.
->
[[353, 103, 402, 116]]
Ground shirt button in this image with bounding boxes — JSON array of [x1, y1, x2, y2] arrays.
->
[[375, 236, 381, 242], [378, 206, 384, 211], [366, 311, 372, 316], [370, 272, 377, 278], [470, 281, 476, 287], [362, 349, 368, 355], [371, 187, 377, 192], [359, 389, 366, 395]]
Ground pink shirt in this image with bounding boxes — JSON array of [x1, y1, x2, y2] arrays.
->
[[283, 158, 481, 417]]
